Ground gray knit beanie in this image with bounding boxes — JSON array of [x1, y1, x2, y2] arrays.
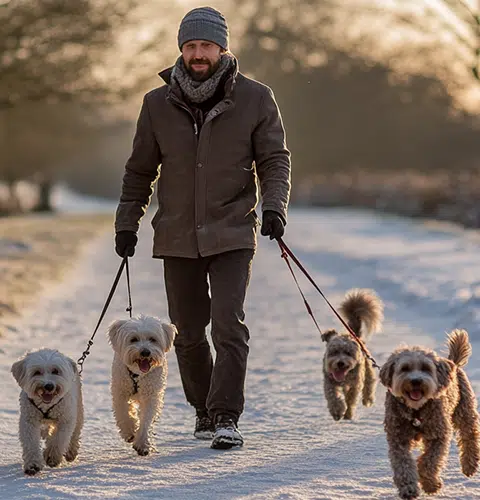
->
[[177, 6, 229, 51]]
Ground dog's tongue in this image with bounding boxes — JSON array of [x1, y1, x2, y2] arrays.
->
[[409, 390, 423, 401], [42, 393, 54, 403], [332, 370, 346, 382], [138, 359, 151, 373]]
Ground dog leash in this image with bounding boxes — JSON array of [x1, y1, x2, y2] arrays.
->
[[277, 237, 380, 370], [77, 256, 133, 375], [278, 241, 324, 337]]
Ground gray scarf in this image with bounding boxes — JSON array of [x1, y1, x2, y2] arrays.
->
[[171, 53, 235, 104]]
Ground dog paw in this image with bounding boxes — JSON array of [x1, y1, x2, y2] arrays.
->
[[362, 398, 374, 408], [329, 401, 347, 421], [64, 449, 78, 462], [44, 448, 63, 468], [133, 443, 150, 456], [461, 460, 478, 477], [330, 407, 346, 421], [119, 430, 136, 443], [420, 477, 443, 494], [344, 410, 355, 420], [398, 483, 420, 499], [24, 463, 42, 476]]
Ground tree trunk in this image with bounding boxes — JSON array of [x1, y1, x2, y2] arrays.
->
[[34, 177, 54, 212], [6, 180, 22, 214]]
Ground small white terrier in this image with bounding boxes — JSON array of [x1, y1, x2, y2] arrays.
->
[[11, 348, 84, 475], [107, 314, 177, 455]]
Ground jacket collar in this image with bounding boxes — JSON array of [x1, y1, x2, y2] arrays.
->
[[158, 66, 173, 85]]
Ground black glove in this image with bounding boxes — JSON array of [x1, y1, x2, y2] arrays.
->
[[260, 210, 285, 240], [115, 231, 138, 257]]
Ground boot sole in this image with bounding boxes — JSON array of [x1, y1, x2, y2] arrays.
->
[[210, 436, 244, 450], [194, 431, 214, 440]]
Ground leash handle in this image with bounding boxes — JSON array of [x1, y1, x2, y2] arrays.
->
[[77, 256, 133, 375], [277, 238, 380, 370]]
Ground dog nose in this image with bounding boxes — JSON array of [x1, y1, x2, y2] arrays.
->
[[410, 378, 422, 386], [140, 349, 151, 358], [44, 383, 54, 392], [337, 361, 345, 369]]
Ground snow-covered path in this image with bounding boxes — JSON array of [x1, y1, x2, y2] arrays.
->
[[1, 207, 479, 499]]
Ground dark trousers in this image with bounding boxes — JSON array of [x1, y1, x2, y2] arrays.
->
[[163, 249, 254, 422]]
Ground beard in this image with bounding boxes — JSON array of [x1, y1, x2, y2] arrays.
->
[[186, 58, 221, 82]]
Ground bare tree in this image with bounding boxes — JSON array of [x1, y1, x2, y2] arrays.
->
[[236, 0, 480, 182], [1, 0, 115, 109], [0, 0, 181, 212], [328, 0, 479, 85], [437, 0, 480, 79]]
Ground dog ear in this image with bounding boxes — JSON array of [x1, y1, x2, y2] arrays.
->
[[435, 357, 454, 393], [379, 355, 396, 388], [161, 323, 177, 352], [11, 356, 27, 386], [107, 319, 128, 349], [321, 329, 338, 343], [69, 357, 78, 375]]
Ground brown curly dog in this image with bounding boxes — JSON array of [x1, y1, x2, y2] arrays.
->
[[322, 288, 384, 421], [380, 329, 480, 499]]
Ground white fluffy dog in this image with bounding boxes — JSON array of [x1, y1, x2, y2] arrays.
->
[[107, 314, 177, 456], [11, 348, 84, 475]]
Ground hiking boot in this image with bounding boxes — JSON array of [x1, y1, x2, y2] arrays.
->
[[210, 415, 244, 449], [194, 410, 215, 440]]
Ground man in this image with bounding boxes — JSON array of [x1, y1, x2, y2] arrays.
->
[[114, 6, 291, 450]]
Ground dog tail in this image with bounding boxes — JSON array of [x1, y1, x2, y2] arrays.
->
[[339, 288, 384, 338], [447, 329, 472, 368]]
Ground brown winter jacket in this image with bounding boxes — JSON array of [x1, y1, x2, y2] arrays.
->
[[115, 62, 291, 258]]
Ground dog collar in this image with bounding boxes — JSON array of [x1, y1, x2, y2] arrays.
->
[[28, 397, 63, 419], [412, 417, 422, 427], [128, 369, 140, 394], [392, 394, 423, 427], [408, 407, 423, 427]]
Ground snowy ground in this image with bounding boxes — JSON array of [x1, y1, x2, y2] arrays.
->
[[1, 206, 479, 499]]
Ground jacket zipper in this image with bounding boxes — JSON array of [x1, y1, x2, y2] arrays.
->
[[167, 93, 232, 234], [168, 93, 203, 232], [168, 94, 199, 141]]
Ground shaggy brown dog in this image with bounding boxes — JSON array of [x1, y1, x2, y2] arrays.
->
[[380, 329, 480, 499], [322, 288, 384, 421]]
